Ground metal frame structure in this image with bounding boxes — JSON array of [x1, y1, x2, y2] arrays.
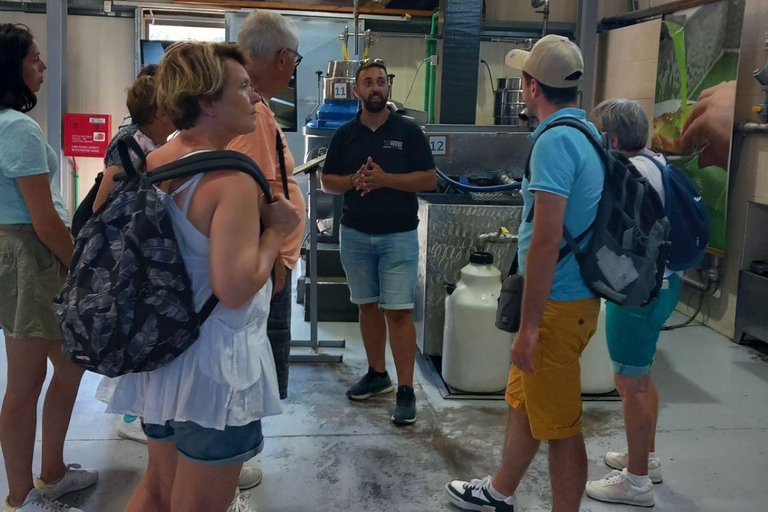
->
[[47, 0, 69, 209], [290, 167, 345, 364], [576, 0, 599, 115]]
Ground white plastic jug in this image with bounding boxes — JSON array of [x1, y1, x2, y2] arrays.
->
[[580, 300, 616, 394], [442, 252, 513, 393]]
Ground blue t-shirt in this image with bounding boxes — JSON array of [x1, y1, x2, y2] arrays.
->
[[0, 109, 70, 227], [517, 108, 604, 301]]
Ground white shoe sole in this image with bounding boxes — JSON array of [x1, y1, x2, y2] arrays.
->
[[604, 458, 663, 484], [390, 414, 416, 426], [445, 484, 503, 512], [118, 430, 148, 444], [238, 475, 263, 491], [39, 476, 99, 501], [586, 491, 655, 508], [347, 384, 395, 401]]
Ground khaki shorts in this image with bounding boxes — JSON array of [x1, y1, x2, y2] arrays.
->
[[505, 297, 600, 441], [0, 225, 66, 340]]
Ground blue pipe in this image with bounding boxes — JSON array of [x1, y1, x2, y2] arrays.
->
[[436, 168, 521, 192]]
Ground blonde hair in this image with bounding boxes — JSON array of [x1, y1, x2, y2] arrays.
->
[[155, 41, 247, 130]]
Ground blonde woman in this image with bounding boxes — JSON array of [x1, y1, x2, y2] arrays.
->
[[98, 41, 298, 512]]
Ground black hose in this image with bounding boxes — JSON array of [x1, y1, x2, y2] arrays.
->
[[662, 278, 711, 331]]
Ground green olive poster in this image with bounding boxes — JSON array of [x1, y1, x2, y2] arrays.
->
[[651, 0, 745, 254]]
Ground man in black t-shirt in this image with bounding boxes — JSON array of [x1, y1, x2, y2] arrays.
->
[[321, 60, 436, 426]]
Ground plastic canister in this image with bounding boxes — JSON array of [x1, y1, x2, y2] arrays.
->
[[580, 300, 616, 394], [442, 252, 513, 393]]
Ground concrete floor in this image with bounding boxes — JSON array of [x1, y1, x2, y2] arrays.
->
[[1, 297, 767, 512]]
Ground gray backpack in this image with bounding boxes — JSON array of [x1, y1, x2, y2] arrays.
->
[[526, 118, 670, 308]]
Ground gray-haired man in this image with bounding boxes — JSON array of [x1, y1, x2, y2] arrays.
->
[[227, 9, 307, 493]]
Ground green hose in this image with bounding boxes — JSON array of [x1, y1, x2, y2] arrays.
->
[[426, 11, 438, 124]]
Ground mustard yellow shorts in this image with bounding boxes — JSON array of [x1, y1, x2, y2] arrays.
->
[[505, 298, 600, 441]]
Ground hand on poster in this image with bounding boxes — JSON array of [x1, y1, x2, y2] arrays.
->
[[680, 80, 737, 169]]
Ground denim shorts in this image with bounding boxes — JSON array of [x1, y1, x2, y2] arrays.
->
[[142, 419, 264, 466], [605, 273, 682, 377], [339, 225, 419, 310]]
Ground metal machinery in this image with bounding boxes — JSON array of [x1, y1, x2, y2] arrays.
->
[[416, 125, 533, 357], [494, 77, 526, 126]]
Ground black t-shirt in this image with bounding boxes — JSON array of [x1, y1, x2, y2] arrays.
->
[[323, 112, 435, 235]]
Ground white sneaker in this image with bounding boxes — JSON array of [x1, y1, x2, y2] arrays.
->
[[586, 469, 655, 508], [238, 466, 263, 490], [445, 475, 517, 511], [227, 492, 257, 512], [34, 464, 99, 501], [117, 415, 147, 444], [604, 448, 662, 483], [2, 489, 85, 511]]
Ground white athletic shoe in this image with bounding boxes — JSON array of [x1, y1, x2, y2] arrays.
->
[[2, 489, 85, 512], [604, 448, 662, 483], [34, 464, 99, 501], [445, 475, 517, 511], [586, 469, 655, 508], [117, 415, 147, 444], [238, 466, 263, 490], [227, 492, 258, 512]]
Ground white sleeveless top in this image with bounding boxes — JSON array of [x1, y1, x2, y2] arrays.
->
[[97, 170, 282, 429]]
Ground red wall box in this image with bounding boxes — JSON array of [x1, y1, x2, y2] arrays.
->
[[64, 114, 112, 157]]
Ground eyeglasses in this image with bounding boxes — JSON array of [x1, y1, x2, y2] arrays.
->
[[281, 48, 303, 67]]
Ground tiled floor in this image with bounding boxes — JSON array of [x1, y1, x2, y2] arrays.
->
[[1, 296, 767, 512]]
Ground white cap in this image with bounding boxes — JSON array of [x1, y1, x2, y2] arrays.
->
[[505, 35, 584, 88]]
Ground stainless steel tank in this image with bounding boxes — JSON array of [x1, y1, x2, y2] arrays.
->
[[323, 60, 362, 102], [494, 77, 526, 126]]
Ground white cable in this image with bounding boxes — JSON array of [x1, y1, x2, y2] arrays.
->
[[403, 57, 430, 108]]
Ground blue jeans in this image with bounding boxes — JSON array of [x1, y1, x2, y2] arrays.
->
[[142, 420, 263, 466], [339, 226, 418, 310]]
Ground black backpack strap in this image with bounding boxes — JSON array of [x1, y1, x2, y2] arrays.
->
[[633, 152, 665, 172], [149, 151, 275, 323], [148, 150, 273, 203], [116, 136, 149, 176], [275, 128, 290, 199], [198, 295, 220, 323]]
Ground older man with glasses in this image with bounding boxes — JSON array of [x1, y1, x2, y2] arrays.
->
[[226, 9, 307, 495]]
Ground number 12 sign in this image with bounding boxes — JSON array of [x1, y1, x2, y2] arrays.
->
[[428, 135, 448, 156]]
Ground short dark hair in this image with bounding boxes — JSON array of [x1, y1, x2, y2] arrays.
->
[[522, 71, 578, 106], [355, 59, 388, 83], [0, 24, 37, 113]]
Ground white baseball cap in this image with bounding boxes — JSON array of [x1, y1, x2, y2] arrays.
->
[[505, 34, 584, 88]]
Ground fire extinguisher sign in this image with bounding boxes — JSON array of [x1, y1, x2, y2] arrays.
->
[[64, 114, 112, 157]]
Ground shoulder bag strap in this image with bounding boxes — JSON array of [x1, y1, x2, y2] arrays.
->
[[275, 128, 290, 199]]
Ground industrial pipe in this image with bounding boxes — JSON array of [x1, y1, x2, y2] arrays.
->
[[682, 256, 721, 295], [738, 123, 768, 135], [353, 0, 360, 57], [436, 168, 522, 193]]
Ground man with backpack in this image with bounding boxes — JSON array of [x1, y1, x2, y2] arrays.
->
[[584, 98, 707, 507], [446, 35, 604, 512]]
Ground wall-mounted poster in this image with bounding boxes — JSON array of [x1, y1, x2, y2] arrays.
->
[[650, 0, 745, 254]]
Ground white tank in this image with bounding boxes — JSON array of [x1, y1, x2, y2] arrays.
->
[[442, 252, 513, 393], [580, 300, 616, 394]]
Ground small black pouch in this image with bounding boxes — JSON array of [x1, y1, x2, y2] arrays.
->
[[496, 254, 523, 333]]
